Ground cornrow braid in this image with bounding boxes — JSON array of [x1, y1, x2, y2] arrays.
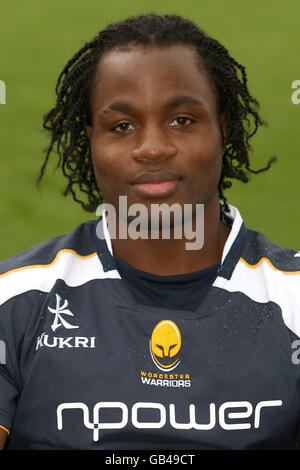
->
[[37, 13, 277, 216]]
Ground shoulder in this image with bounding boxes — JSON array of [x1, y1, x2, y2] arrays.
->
[[0, 219, 98, 276], [0, 219, 115, 308], [226, 228, 300, 337], [241, 228, 300, 273]]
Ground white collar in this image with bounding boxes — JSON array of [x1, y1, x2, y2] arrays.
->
[[101, 203, 244, 265]]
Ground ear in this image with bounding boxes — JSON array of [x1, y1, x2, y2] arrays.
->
[[85, 125, 92, 141], [219, 112, 227, 150]]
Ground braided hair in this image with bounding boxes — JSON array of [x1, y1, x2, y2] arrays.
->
[[38, 13, 277, 219]]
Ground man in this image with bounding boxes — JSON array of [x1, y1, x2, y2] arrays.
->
[[0, 14, 299, 450]]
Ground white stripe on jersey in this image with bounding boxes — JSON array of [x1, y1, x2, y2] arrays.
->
[[220, 204, 243, 264], [214, 258, 300, 337], [0, 250, 121, 306]]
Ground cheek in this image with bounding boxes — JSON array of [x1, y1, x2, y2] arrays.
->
[[91, 134, 121, 171], [188, 132, 223, 183], [90, 138, 130, 204], [90, 142, 118, 196]]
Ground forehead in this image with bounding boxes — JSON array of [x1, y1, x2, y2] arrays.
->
[[91, 45, 218, 112]]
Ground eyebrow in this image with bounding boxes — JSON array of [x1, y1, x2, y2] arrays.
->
[[99, 94, 204, 116], [100, 101, 134, 115], [164, 94, 205, 109]]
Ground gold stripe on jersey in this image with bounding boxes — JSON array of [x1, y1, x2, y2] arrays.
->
[[240, 257, 300, 275], [0, 424, 10, 435], [0, 249, 98, 279]]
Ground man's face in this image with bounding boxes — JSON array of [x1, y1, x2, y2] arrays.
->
[[86, 45, 226, 219]]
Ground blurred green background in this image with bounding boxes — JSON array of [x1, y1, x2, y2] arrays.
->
[[0, 0, 299, 260]]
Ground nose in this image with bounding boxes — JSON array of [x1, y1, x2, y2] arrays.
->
[[132, 123, 177, 163]]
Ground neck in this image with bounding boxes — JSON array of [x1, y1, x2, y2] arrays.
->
[[108, 199, 231, 276]]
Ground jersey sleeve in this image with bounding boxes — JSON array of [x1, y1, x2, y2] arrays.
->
[[0, 295, 29, 435]]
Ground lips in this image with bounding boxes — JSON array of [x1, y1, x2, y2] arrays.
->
[[131, 171, 181, 198], [131, 170, 180, 184]]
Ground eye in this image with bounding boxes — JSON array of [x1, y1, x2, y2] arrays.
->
[[111, 122, 135, 132], [169, 116, 194, 128]]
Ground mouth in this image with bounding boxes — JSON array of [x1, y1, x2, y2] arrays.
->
[[131, 171, 182, 199]]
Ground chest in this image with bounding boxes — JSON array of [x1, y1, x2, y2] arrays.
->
[[16, 280, 300, 449]]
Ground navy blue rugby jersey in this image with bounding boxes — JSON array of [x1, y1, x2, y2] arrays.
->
[[0, 204, 300, 450]]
